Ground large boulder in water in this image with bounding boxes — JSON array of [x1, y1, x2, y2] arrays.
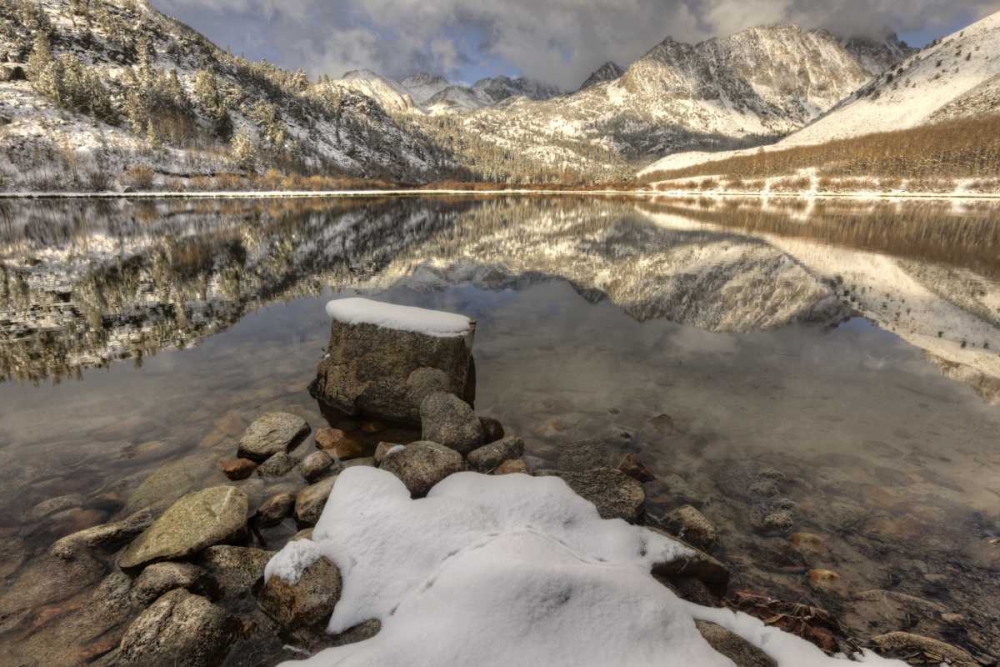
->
[[311, 298, 476, 425]]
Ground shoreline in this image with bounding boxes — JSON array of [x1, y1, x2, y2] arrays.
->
[[2, 188, 1000, 201]]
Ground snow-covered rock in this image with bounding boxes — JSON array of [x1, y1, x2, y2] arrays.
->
[[313, 299, 476, 424]]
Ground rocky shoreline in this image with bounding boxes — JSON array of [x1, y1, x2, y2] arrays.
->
[[0, 298, 991, 667]]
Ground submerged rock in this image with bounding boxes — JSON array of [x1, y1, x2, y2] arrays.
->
[[696, 620, 776, 667], [256, 452, 298, 478], [379, 441, 465, 497], [300, 450, 335, 482], [314, 427, 370, 459], [311, 300, 476, 424], [295, 476, 338, 526], [664, 505, 718, 550], [119, 487, 248, 569], [479, 416, 505, 444], [131, 562, 208, 605], [495, 458, 530, 475], [124, 455, 215, 513], [870, 632, 978, 666], [219, 458, 257, 480], [51, 508, 157, 559], [24, 493, 85, 523], [420, 392, 484, 454], [542, 468, 645, 522], [618, 453, 656, 483], [258, 554, 342, 637], [119, 589, 233, 667], [237, 413, 310, 462], [467, 436, 525, 473], [257, 493, 295, 527]]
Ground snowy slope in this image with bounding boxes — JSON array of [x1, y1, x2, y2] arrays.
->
[[642, 11, 1000, 176], [400, 73, 451, 104], [324, 70, 421, 114], [446, 25, 909, 179], [0, 0, 452, 188], [787, 11, 1000, 147]]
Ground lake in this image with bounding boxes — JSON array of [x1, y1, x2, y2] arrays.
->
[[1, 195, 999, 663]]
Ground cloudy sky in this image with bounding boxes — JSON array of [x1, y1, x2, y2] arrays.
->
[[152, 0, 1000, 89]]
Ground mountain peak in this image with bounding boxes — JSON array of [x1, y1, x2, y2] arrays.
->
[[580, 61, 625, 90]]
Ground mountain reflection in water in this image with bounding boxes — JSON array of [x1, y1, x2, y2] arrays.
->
[[1, 195, 1000, 661], [1, 196, 997, 398]]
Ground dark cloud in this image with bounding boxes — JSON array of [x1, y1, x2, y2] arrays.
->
[[152, 0, 1000, 88]]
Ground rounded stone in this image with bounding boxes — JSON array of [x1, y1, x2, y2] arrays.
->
[[131, 562, 208, 605], [257, 493, 295, 527], [380, 441, 465, 497], [220, 458, 257, 480], [300, 450, 335, 482], [419, 392, 484, 454], [118, 487, 249, 569], [119, 589, 233, 667], [295, 476, 338, 526], [237, 413, 310, 462], [258, 555, 342, 635], [256, 452, 297, 478], [664, 505, 718, 550], [495, 458, 530, 475], [466, 436, 526, 473], [315, 428, 370, 459]]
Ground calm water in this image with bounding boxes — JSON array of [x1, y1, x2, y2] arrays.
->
[[1, 196, 999, 662]]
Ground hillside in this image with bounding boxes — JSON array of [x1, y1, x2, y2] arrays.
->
[[641, 11, 1000, 180], [0, 0, 913, 189], [0, 0, 459, 191]]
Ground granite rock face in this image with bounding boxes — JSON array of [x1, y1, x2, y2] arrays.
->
[[311, 308, 476, 424]]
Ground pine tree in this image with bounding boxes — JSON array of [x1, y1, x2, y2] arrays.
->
[[28, 30, 54, 87], [231, 128, 257, 172]]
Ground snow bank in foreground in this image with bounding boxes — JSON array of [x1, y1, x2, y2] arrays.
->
[[273, 468, 906, 667], [325, 298, 473, 337]]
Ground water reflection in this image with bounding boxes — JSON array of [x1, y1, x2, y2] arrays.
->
[[1, 196, 999, 662], [3, 196, 998, 394]]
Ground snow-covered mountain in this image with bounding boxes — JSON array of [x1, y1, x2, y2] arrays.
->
[[642, 12, 1000, 176], [471, 75, 563, 104], [786, 12, 1000, 146], [437, 24, 910, 179], [400, 72, 451, 104], [0, 0, 456, 189], [320, 69, 419, 113], [0, 0, 918, 187], [579, 62, 625, 90]]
